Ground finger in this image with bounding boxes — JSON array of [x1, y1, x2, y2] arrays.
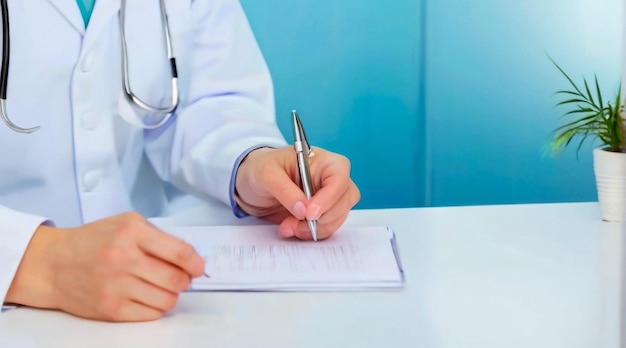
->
[[126, 277, 180, 313], [93, 275, 165, 322], [309, 180, 360, 226], [138, 230, 204, 278], [278, 216, 300, 239], [108, 300, 164, 322], [293, 184, 358, 241], [259, 148, 352, 220], [260, 210, 295, 226], [293, 210, 349, 241], [130, 256, 192, 294], [260, 161, 309, 220], [279, 195, 352, 241], [306, 156, 355, 221]]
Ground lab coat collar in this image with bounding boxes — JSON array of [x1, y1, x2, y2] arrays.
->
[[85, 0, 121, 49], [47, 0, 120, 47], [46, 0, 86, 34]]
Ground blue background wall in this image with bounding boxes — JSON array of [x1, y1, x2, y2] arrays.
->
[[240, 0, 622, 209]]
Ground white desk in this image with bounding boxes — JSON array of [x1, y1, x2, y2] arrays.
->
[[0, 202, 622, 348]]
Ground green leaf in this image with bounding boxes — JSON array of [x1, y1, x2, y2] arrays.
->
[[575, 130, 592, 160], [556, 98, 594, 106], [554, 90, 583, 97], [560, 107, 596, 116], [549, 57, 584, 96], [594, 75, 603, 110], [584, 79, 595, 105], [553, 115, 599, 132]]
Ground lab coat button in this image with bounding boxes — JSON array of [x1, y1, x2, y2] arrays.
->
[[83, 171, 102, 192], [81, 53, 94, 72]]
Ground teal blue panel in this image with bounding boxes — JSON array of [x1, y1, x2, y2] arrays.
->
[[425, 0, 622, 206], [76, 0, 96, 27], [241, 0, 425, 208]]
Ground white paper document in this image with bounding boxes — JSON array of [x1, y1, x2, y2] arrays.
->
[[163, 225, 405, 291]]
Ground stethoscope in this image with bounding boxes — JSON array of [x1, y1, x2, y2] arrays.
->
[[0, 0, 179, 134]]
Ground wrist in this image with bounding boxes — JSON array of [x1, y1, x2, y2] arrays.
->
[[5, 225, 66, 310]]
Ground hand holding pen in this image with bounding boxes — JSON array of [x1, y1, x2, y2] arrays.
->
[[232, 111, 361, 241]]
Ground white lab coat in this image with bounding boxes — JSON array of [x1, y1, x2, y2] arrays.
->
[[0, 0, 287, 305]]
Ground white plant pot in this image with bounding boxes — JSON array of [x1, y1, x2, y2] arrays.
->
[[593, 147, 626, 222]]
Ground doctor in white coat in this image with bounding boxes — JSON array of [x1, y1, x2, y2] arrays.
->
[[0, 0, 360, 322]]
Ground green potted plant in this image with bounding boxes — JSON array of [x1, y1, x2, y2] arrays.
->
[[549, 59, 626, 221]]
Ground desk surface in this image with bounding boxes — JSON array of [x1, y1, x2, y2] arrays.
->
[[0, 202, 622, 348]]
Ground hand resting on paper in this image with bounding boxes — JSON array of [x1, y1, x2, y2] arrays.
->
[[234, 147, 361, 241], [5, 212, 204, 322]]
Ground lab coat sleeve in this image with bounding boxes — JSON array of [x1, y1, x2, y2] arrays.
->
[[144, 0, 288, 208], [0, 206, 50, 308]]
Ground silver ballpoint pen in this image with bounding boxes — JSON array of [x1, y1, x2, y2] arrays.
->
[[292, 110, 318, 241]]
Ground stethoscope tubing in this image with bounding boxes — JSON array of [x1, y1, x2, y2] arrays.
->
[[0, 0, 39, 133], [120, 0, 179, 128], [0, 0, 179, 133]]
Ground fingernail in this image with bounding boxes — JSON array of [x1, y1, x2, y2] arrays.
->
[[293, 201, 306, 219], [307, 204, 321, 221]]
